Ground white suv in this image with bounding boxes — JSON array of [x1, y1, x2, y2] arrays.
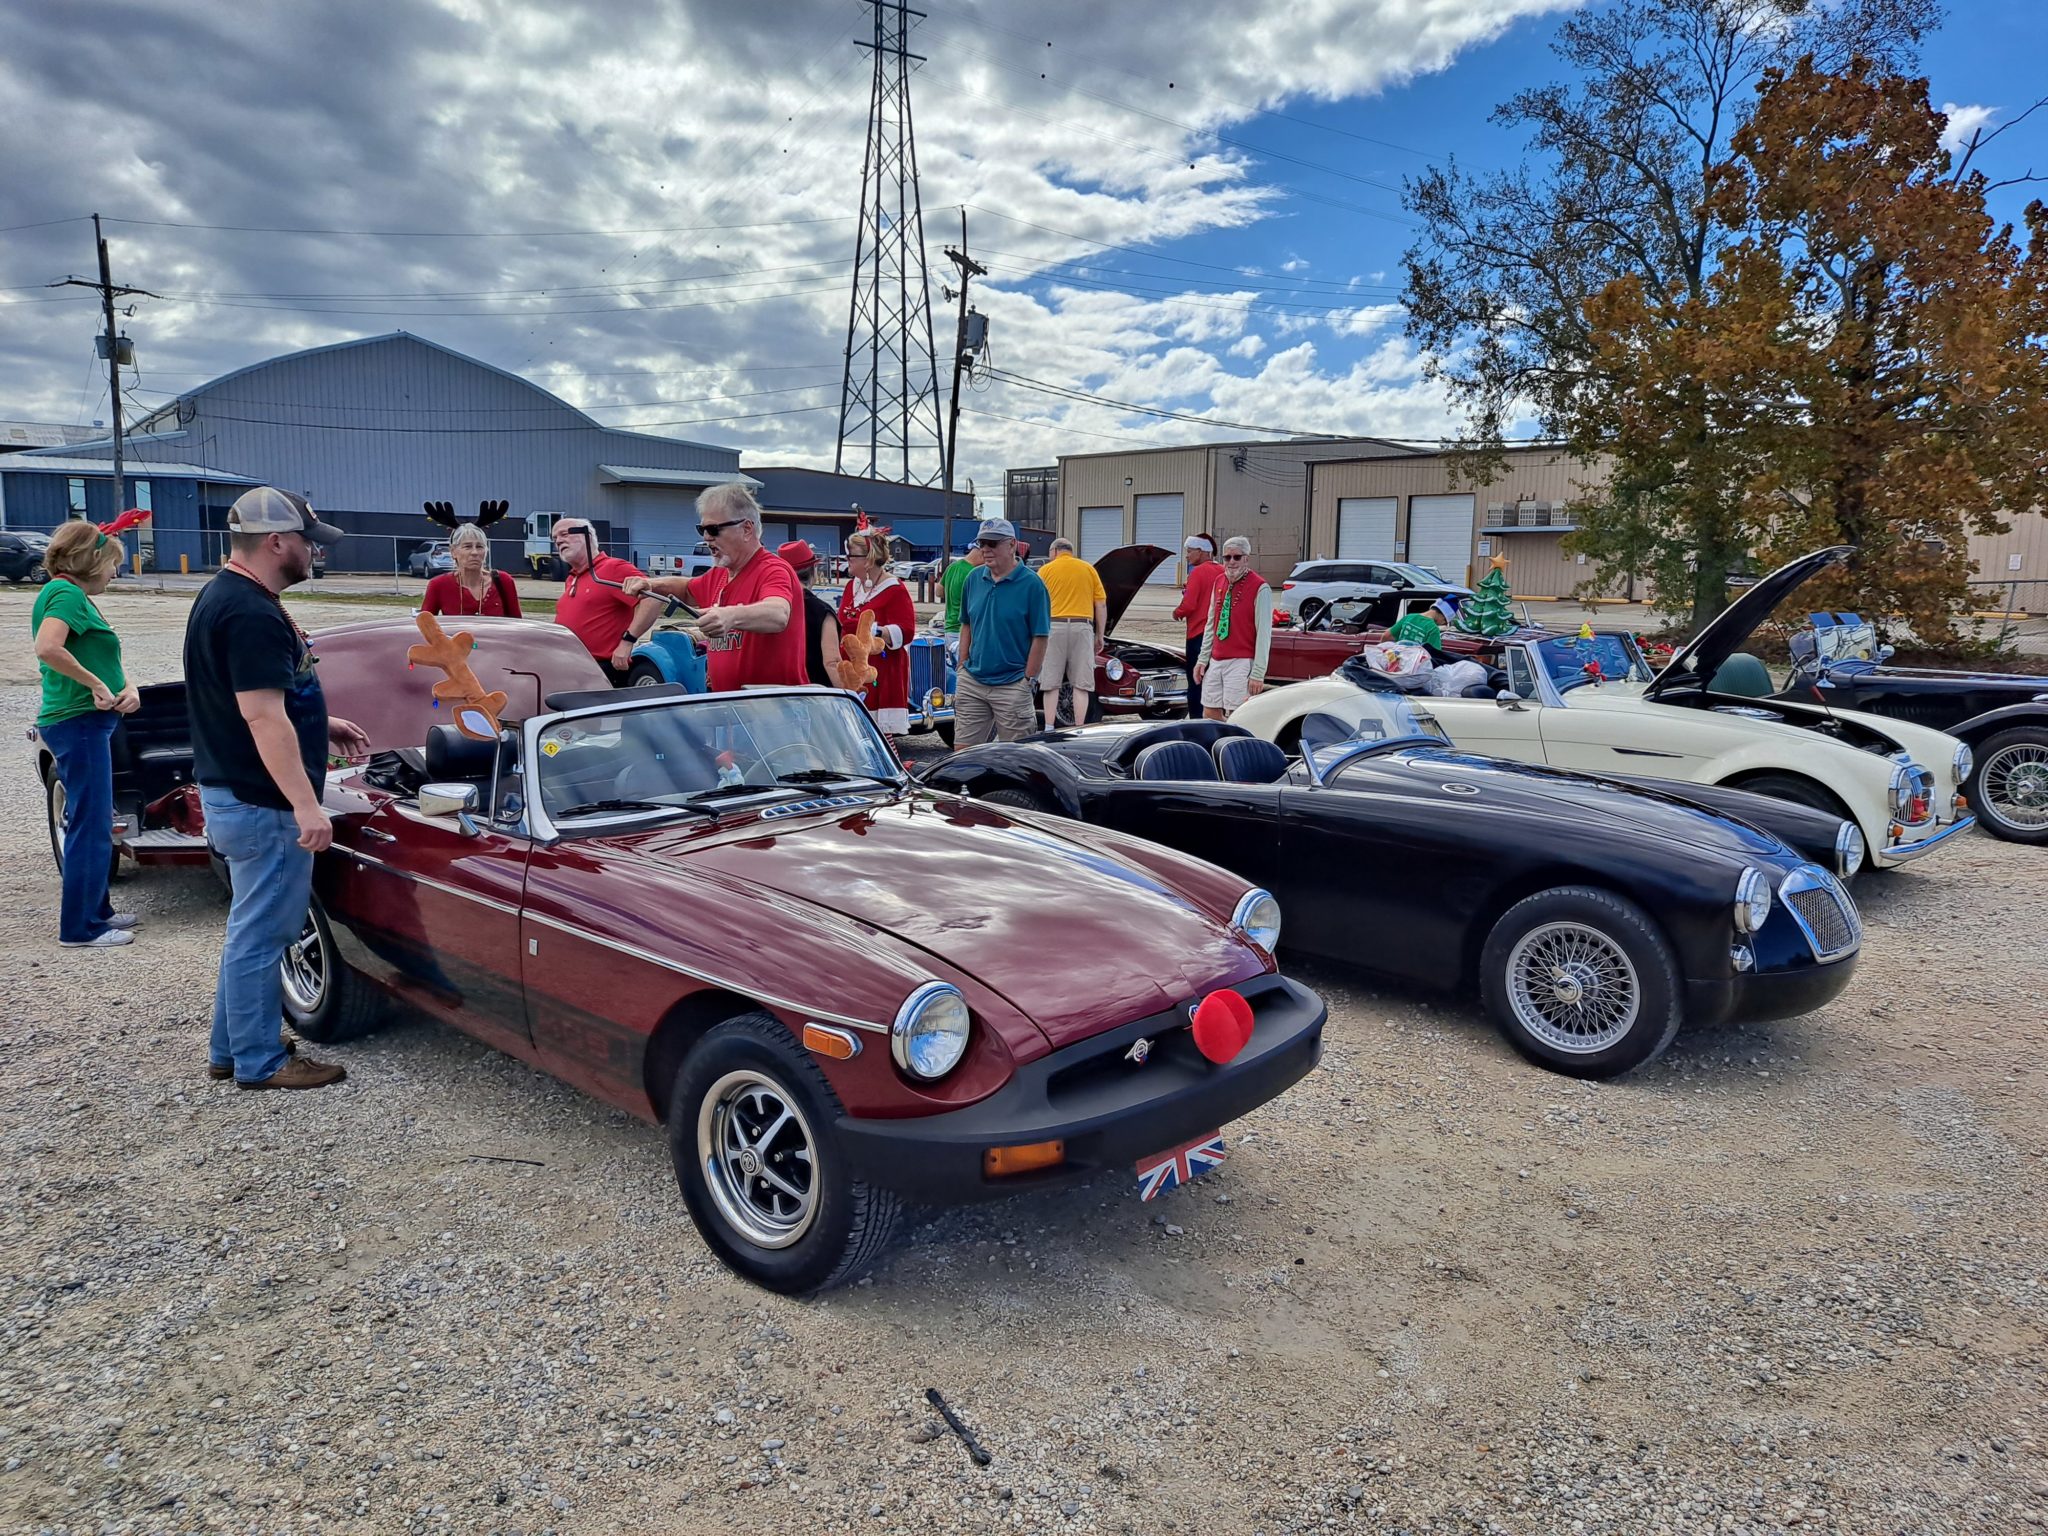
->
[[1280, 559, 1471, 621]]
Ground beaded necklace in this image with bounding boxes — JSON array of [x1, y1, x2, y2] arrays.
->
[[224, 561, 313, 651]]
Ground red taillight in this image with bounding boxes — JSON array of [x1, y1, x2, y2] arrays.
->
[[1281, 580, 1296, 590]]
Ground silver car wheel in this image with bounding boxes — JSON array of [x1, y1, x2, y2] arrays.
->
[[1980, 742, 2048, 831], [280, 910, 326, 1014], [1505, 920, 1641, 1055], [697, 1070, 819, 1249]]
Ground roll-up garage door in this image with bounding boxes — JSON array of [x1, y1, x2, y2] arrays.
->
[[1336, 497, 1397, 560], [1407, 494, 1475, 585], [1132, 493, 1183, 583], [1078, 506, 1122, 563]]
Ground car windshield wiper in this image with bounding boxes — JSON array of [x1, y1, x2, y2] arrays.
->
[[551, 797, 715, 821], [773, 768, 902, 788]]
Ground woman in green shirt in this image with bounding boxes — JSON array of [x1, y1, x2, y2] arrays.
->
[[31, 520, 140, 948]]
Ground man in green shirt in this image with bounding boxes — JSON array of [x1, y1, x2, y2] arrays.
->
[[941, 544, 983, 653]]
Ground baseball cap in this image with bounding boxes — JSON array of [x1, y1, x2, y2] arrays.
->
[[777, 539, 817, 573], [975, 518, 1017, 542], [227, 486, 342, 546]]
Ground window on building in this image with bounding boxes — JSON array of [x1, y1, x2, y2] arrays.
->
[[67, 478, 88, 516]]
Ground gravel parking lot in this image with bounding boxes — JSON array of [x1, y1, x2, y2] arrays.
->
[[3, 585, 2045, 1536]]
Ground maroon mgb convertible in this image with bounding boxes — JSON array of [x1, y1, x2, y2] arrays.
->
[[257, 619, 1324, 1292]]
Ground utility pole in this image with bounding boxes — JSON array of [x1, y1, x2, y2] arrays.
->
[[940, 208, 988, 561], [53, 215, 153, 527]]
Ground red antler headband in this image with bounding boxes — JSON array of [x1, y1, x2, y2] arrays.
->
[[98, 508, 152, 538]]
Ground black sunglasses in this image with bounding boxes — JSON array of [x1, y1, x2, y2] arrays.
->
[[697, 518, 747, 538], [1221, 552, 1247, 561]]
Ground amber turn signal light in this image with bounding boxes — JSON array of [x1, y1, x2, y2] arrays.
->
[[983, 1140, 1065, 1178], [802, 1023, 860, 1060]]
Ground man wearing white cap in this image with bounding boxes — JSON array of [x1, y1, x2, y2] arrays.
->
[[184, 488, 368, 1091]]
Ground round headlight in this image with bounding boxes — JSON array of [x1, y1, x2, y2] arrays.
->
[[1887, 764, 1911, 816], [891, 982, 971, 1080], [1834, 820, 1866, 879], [1734, 868, 1772, 934], [1103, 657, 1127, 682], [1232, 888, 1283, 953], [1953, 741, 1973, 785]]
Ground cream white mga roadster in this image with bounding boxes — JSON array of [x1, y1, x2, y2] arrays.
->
[[1228, 549, 1974, 875]]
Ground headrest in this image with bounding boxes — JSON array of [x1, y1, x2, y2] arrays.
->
[[1106, 717, 1251, 773], [1212, 736, 1289, 784], [1132, 740, 1221, 782], [425, 722, 504, 782], [1709, 653, 1774, 699]]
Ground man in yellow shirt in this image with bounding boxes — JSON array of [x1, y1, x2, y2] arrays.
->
[[1037, 537, 1107, 729]]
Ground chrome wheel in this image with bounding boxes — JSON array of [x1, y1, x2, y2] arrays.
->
[[1505, 920, 1641, 1055], [280, 910, 327, 1014], [1980, 742, 2048, 832], [47, 775, 66, 870], [629, 671, 663, 688], [697, 1070, 819, 1249]]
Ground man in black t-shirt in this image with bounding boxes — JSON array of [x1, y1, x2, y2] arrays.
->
[[186, 487, 369, 1091], [776, 540, 842, 687]]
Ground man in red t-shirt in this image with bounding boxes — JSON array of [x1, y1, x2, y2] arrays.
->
[[550, 518, 665, 685], [623, 486, 805, 691]]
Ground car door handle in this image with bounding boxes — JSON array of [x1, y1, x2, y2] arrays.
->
[[358, 827, 397, 843]]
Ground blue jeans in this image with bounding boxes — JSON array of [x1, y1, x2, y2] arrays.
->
[[200, 787, 312, 1082], [43, 711, 119, 943]]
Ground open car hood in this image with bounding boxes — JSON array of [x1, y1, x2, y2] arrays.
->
[[1094, 544, 1173, 633], [1648, 546, 1854, 698]]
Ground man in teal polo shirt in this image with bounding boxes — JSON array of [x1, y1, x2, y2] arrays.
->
[[955, 519, 1050, 745]]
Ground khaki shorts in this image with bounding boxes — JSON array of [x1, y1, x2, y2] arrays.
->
[[953, 673, 1037, 746], [1039, 621, 1098, 693], [1201, 656, 1254, 711]]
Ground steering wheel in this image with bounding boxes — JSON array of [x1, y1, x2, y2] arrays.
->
[[760, 740, 829, 777]]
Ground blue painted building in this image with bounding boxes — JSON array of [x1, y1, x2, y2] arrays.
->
[[0, 455, 258, 573]]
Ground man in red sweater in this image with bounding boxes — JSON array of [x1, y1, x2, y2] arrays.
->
[[550, 518, 664, 685], [623, 485, 804, 691], [1172, 532, 1223, 717]]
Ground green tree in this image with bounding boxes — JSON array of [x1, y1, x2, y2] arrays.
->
[[1402, 0, 1937, 631]]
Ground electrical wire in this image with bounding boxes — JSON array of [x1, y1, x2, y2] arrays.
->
[[98, 213, 859, 239], [185, 401, 844, 435], [986, 368, 1334, 437]]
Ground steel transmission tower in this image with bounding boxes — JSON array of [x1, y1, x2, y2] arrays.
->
[[834, 1, 945, 485]]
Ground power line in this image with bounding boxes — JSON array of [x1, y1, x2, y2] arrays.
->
[[966, 205, 1404, 287], [143, 259, 849, 303], [98, 213, 858, 238], [184, 401, 842, 435], [986, 368, 1336, 437], [125, 379, 839, 415], [0, 215, 89, 234], [979, 256, 1386, 319], [978, 245, 1403, 298], [133, 277, 847, 319]]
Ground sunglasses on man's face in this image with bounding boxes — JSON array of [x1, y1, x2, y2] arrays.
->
[[1222, 552, 1247, 561], [697, 519, 747, 538]]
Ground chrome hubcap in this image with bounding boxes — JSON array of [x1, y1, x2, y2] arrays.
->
[[49, 778, 67, 867], [1982, 744, 2048, 830], [697, 1071, 818, 1249], [1505, 921, 1641, 1054], [279, 911, 326, 1013], [629, 671, 661, 687]]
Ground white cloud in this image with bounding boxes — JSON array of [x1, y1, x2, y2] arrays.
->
[[1940, 102, 1997, 155], [1280, 256, 1309, 273], [0, 0, 1576, 486]]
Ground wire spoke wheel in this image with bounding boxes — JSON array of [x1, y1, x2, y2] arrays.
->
[[1981, 742, 2048, 831], [697, 1070, 820, 1250], [1505, 920, 1641, 1055], [279, 910, 327, 1015]]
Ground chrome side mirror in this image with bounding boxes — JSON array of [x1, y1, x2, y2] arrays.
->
[[1876, 644, 1896, 663], [1496, 690, 1526, 712], [418, 781, 482, 837]]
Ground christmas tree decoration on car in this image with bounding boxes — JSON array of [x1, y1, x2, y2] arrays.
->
[[1456, 562, 1519, 638]]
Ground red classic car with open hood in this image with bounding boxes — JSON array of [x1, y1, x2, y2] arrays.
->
[[219, 618, 1324, 1293], [1036, 544, 1192, 723]]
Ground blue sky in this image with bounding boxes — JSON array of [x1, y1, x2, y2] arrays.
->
[[1, 0, 2039, 506]]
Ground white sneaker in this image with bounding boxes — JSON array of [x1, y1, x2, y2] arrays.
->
[[104, 913, 140, 929], [61, 929, 135, 948]]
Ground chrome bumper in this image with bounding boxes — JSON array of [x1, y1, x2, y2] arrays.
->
[[1879, 814, 1977, 865]]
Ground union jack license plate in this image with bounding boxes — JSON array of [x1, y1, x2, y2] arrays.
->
[[1135, 1131, 1227, 1201]]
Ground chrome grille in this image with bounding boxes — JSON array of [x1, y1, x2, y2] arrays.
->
[[1779, 867, 1861, 961]]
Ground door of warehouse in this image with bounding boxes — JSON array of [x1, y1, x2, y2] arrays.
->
[[1132, 494, 1182, 583], [1078, 506, 1122, 563], [1335, 497, 1397, 560], [1407, 494, 1476, 586]]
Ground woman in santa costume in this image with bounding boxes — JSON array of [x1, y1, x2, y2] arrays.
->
[[836, 520, 916, 735]]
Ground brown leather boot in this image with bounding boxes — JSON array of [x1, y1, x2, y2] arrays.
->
[[208, 1035, 299, 1081], [237, 1055, 346, 1091]]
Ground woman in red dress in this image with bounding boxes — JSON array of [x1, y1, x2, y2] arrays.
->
[[421, 524, 522, 618], [836, 528, 916, 734]]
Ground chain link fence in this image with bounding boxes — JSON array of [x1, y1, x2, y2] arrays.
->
[[1968, 578, 2048, 651]]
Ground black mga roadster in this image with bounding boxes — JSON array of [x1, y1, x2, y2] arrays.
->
[[921, 694, 1864, 1079], [1775, 611, 2048, 844]]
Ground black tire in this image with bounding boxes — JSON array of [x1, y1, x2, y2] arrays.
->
[[934, 719, 955, 748], [1967, 726, 2048, 844], [1296, 596, 1330, 629], [28, 562, 48, 584], [280, 899, 386, 1044], [44, 765, 120, 883], [667, 1013, 901, 1295], [1479, 886, 1684, 1079], [623, 658, 668, 688], [981, 786, 1052, 814], [1727, 771, 1855, 823]]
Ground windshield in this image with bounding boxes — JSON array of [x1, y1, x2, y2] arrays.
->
[[1298, 697, 1449, 779], [1534, 632, 1654, 693], [1812, 616, 1878, 665], [534, 691, 901, 823]]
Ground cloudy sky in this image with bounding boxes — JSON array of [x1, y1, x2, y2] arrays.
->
[[1, 0, 2037, 504]]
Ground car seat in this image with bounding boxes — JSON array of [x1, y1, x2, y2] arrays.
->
[[424, 723, 506, 783], [1212, 736, 1289, 784], [1132, 740, 1221, 782], [1709, 653, 1774, 697]]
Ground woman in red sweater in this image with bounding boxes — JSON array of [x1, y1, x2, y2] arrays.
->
[[836, 528, 916, 734], [421, 524, 522, 618]]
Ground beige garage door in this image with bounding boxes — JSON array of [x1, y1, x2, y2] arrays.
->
[[1407, 494, 1475, 585], [1132, 494, 1183, 583], [1078, 506, 1122, 563], [1336, 497, 1397, 560]]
